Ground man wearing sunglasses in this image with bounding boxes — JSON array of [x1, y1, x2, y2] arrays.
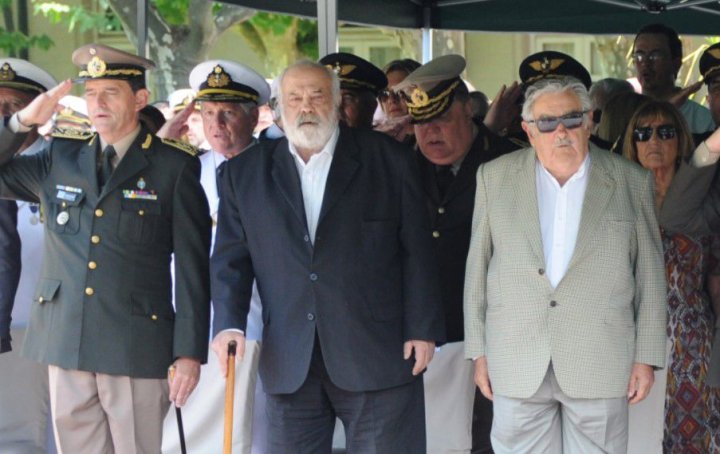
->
[[465, 76, 667, 453], [633, 23, 714, 134]]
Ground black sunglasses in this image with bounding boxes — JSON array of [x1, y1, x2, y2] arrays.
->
[[378, 90, 402, 103], [526, 111, 588, 133], [632, 124, 677, 142]]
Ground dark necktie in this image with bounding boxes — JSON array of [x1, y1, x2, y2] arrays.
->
[[436, 165, 454, 199], [98, 145, 116, 191], [216, 161, 227, 197]]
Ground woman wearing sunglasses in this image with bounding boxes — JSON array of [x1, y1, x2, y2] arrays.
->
[[374, 59, 420, 145], [623, 100, 720, 453]]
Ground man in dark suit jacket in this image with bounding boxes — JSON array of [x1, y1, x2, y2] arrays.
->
[[395, 54, 518, 454], [0, 44, 211, 453], [0, 59, 58, 353], [211, 60, 444, 453]]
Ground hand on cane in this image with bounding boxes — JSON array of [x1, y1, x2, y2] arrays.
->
[[168, 357, 201, 407], [212, 331, 246, 377]]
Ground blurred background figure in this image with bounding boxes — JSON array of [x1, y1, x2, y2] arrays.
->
[[168, 88, 206, 148], [320, 52, 387, 130], [468, 90, 489, 122], [596, 91, 649, 153], [375, 58, 420, 145], [139, 104, 167, 134], [589, 78, 635, 114], [623, 100, 720, 453]]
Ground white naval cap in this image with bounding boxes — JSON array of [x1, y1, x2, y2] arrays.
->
[[0, 58, 57, 94], [189, 60, 269, 105], [168, 88, 198, 112]]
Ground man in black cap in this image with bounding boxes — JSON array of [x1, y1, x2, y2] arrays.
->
[[395, 54, 516, 454], [320, 52, 387, 129], [0, 43, 211, 452]]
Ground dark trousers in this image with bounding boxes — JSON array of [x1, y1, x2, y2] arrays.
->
[[472, 387, 494, 453], [266, 337, 426, 454]]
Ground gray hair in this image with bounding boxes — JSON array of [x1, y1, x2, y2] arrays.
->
[[275, 60, 341, 116], [521, 78, 593, 122]]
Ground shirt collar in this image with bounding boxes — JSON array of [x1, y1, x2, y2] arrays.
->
[[537, 152, 591, 186], [99, 125, 142, 162]]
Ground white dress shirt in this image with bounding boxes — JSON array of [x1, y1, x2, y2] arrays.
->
[[536, 154, 590, 288], [287, 128, 340, 243]]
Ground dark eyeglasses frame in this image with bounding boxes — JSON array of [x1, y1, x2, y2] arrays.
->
[[632, 124, 677, 142], [526, 110, 589, 133], [378, 90, 402, 103]]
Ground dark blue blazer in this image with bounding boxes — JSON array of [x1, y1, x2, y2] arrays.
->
[[211, 126, 445, 394]]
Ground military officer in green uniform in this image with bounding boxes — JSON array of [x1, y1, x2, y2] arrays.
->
[[0, 44, 211, 453]]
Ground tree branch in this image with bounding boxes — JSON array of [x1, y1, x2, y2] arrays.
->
[[214, 4, 254, 35]]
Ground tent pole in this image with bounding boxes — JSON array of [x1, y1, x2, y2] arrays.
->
[[422, 28, 433, 63], [317, 0, 338, 58]]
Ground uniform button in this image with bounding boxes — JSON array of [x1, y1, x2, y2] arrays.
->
[[38, 297, 44, 303], [91, 235, 101, 244], [438, 207, 445, 214], [151, 314, 158, 321], [432, 231, 440, 238], [550, 300, 557, 307], [95, 209, 104, 217], [88, 261, 97, 270], [138, 210, 145, 216], [303, 235, 310, 242], [85, 287, 94, 296], [538, 268, 545, 275], [307, 313, 315, 321], [309, 273, 318, 281]]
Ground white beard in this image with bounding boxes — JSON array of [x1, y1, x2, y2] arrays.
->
[[283, 109, 338, 152]]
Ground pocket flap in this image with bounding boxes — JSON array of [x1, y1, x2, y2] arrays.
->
[[34, 278, 61, 303], [121, 199, 161, 215]]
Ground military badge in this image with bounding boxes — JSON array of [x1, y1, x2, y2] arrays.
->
[[86, 56, 108, 78], [56, 211, 70, 225], [207, 65, 231, 88], [137, 178, 146, 190], [0, 63, 16, 82], [409, 87, 430, 108]]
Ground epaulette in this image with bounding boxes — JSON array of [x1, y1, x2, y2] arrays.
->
[[161, 137, 199, 157], [51, 128, 95, 141]]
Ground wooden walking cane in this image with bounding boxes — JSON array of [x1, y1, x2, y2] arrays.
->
[[223, 340, 238, 454]]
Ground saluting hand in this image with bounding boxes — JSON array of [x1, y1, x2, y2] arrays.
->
[[404, 339, 435, 376], [157, 100, 194, 140], [17, 79, 72, 127], [211, 331, 246, 377], [168, 356, 201, 408], [483, 81, 521, 135]]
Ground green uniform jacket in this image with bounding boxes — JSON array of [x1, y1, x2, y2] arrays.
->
[[0, 126, 211, 378]]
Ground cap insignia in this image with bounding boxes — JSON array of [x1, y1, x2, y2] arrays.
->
[[709, 48, 720, 60], [60, 106, 73, 116], [530, 57, 564, 74], [86, 56, 107, 78], [0, 63, 16, 82], [326, 63, 356, 77], [207, 65, 231, 88], [410, 87, 430, 108]]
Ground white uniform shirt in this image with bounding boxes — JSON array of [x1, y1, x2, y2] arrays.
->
[[536, 154, 590, 288]]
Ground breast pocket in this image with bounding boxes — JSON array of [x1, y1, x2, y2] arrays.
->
[[118, 199, 162, 244], [47, 193, 85, 235]]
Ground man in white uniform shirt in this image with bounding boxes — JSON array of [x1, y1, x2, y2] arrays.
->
[[464, 77, 667, 453], [161, 59, 268, 454]]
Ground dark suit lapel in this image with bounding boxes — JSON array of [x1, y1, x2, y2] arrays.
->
[[445, 134, 484, 202], [78, 133, 100, 195], [514, 149, 545, 265], [567, 148, 615, 269], [99, 132, 150, 201], [271, 139, 308, 230], [318, 128, 359, 225]]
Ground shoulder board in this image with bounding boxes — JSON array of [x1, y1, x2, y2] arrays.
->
[[51, 128, 95, 141], [161, 138, 199, 157]]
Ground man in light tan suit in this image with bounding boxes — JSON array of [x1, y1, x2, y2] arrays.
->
[[464, 76, 667, 453]]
